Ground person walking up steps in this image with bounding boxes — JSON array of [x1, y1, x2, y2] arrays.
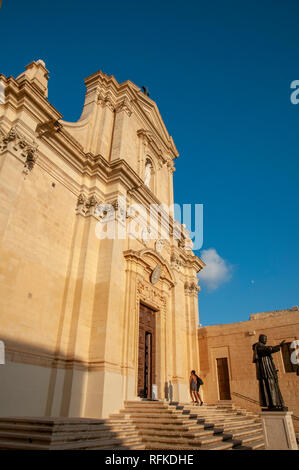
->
[[190, 370, 204, 406], [189, 370, 197, 403], [189, 370, 204, 405]]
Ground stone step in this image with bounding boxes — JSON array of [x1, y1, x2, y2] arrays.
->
[[113, 400, 266, 451], [244, 440, 265, 450], [119, 406, 184, 416], [179, 404, 238, 411], [0, 440, 49, 450], [140, 428, 216, 439], [219, 423, 262, 434], [0, 400, 264, 451], [0, 417, 106, 425], [200, 441, 235, 450], [120, 413, 249, 424], [119, 410, 180, 416], [132, 423, 207, 432], [0, 429, 141, 443], [111, 415, 199, 426], [0, 422, 137, 434], [140, 433, 225, 447], [124, 402, 168, 408], [200, 417, 256, 425], [232, 433, 264, 445], [176, 405, 250, 414], [100, 443, 146, 450], [108, 419, 136, 426], [226, 427, 263, 440], [176, 412, 242, 419], [144, 440, 234, 450], [0, 434, 143, 451], [231, 440, 265, 450], [179, 408, 251, 417]]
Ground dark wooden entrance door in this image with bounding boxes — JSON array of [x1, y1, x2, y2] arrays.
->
[[137, 303, 156, 398], [216, 357, 231, 400]]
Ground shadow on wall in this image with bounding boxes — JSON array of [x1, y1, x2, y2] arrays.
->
[[164, 381, 173, 402], [0, 337, 94, 418]]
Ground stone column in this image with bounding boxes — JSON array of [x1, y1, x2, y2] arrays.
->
[[122, 259, 138, 401], [260, 411, 298, 450]]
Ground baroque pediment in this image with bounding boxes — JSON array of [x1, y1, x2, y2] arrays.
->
[[124, 248, 176, 288], [133, 95, 178, 160]]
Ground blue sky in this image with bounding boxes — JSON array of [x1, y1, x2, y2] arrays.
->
[[1, 0, 299, 325]]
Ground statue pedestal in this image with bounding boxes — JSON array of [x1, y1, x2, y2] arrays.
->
[[260, 411, 298, 450]]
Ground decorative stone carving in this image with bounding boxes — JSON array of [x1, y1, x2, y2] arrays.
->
[[111, 199, 127, 224], [97, 91, 115, 112], [23, 145, 38, 174], [97, 91, 106, 106], [115, 97, 132, 117], [36, 119, 62, 138], [76, 193, 101, 217], [2, 127, 19, 145], [167, 160, 175, 173], [184, 282, 200, 296], [137, 280, 167, 310], [184, 238, 193, 250], [170, 253, 182, 271], [1, 126, 38, 174]]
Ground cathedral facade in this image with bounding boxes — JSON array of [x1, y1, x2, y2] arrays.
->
[[0, 61, 204, 418]]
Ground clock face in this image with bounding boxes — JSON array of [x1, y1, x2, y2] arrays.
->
[[150, 265, 162, 285]]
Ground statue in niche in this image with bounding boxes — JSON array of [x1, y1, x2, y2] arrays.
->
[[144, 160, 152, 188]]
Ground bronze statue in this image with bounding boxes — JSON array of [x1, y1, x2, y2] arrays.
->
[[252, 334, 287, 411]]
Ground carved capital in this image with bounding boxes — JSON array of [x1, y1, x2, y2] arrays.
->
[[113, 200, 127, 224], [184, 281, 200, 296], [98, 91, 115, 112], [115, 97, 132, 117], [76, 193, 101, 217], [167, 160, 175, 173]]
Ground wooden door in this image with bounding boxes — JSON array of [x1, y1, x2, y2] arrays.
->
[[137, 303, 156, 398], [216, 357, 231, 400]]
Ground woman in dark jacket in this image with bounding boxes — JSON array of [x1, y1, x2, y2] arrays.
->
[[189, 370, 203, 405]]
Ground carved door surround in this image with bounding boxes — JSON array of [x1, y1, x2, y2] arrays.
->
[[123, 248, 175, 399]]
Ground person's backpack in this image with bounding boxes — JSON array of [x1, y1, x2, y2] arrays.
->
[[196, 375, 204, 386]]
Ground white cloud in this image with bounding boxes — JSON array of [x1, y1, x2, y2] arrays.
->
[[197, 248, 232, 291]]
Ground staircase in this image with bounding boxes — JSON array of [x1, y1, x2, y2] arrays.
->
[[0, 401, 265, 450], [0, 417, 144, 450], [109, 400, 265, 450]]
